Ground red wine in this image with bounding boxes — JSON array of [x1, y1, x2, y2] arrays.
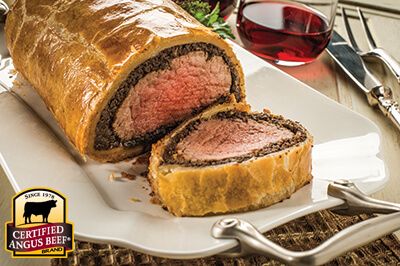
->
[[205, 0, 236, 19], [237, 0, 332, 64]]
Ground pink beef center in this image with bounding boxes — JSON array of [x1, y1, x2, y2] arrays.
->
[[113, 51, 232, 140], [176, 119, 294, 161]]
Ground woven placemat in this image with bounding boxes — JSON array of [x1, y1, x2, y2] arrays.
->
[[51, 210, 400, 266]]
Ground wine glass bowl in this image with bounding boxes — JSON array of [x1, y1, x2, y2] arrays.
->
[[237, 0, 338, 66]]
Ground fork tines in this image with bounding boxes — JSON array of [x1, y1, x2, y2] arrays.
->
[[341, 7, 380, 51]]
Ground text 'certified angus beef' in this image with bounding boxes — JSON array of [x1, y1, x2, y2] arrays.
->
[[5, 0, 245, 162], [149, 103, 313, 216]]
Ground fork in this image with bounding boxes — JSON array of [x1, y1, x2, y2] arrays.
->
[[341, 7, 400, 83]]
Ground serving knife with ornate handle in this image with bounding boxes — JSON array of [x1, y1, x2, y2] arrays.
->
[[327, 31, 400, 131]]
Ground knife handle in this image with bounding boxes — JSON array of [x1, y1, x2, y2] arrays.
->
[[371, 86, 400, 131]]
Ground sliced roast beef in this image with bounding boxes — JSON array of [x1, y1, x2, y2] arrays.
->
[[162, 106, 308, 166], [175, 118, 294, 161], [94, 43, 242, 153], [114, 51, 231, 140], [149, 103, 313, 216]]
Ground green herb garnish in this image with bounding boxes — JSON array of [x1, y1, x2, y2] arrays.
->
[[178, 0, 211, 16], [177, 1, 235, 39]]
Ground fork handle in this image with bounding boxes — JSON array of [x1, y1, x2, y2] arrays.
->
[[382, 97, 400, 130], [370, 85, 400, 131], [381, 97, 400, 131], [365, 48, 400, 83]]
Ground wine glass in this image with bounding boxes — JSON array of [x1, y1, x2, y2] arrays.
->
[[237, 0, 338, 66]]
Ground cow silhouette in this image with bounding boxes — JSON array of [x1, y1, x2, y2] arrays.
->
[[23, 200, 57, 224]]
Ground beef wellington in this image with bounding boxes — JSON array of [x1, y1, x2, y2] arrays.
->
[[5, 0, 244, 162], [149, 103, 313, 216]]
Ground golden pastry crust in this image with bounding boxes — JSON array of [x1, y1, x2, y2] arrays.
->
[[5, 0, 245, 162], [148, 103, 313, 216]]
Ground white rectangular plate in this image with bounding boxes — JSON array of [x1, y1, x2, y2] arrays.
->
[[0, 42, 387, 259]]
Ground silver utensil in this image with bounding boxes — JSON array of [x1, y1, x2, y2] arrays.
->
[[0, 0, 8, 23], [341, 7, 400, 83], [212, 180, 400, 266], [327, 30, 400, 130]]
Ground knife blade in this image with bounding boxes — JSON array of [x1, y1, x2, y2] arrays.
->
[[327, 31, 400, 131]]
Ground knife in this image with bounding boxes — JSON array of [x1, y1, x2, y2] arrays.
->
[[327, 31, 400, 131]]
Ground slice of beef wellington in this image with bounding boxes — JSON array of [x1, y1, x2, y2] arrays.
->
[[5, 0, 244, 162], [149, 103, 313, 216]]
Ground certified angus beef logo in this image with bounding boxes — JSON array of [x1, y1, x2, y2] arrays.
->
[[5, 188, 74, 258]]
